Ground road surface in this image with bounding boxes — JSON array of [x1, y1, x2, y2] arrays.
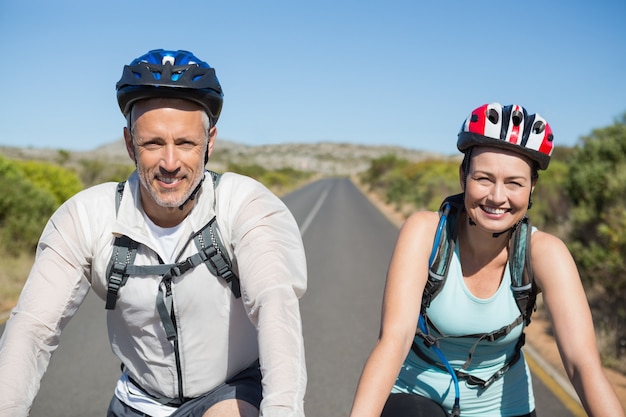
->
[[0, 178, 582, 416]]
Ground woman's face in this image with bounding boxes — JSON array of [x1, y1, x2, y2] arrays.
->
[[462, 147, 535, 235]]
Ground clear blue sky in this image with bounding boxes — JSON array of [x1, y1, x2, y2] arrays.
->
[[1, 0, 624, 156]]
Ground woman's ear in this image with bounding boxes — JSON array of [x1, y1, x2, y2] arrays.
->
[[459, 165, 466, 192]]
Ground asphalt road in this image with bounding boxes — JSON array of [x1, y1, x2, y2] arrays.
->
[[0, 177, 580, 416]]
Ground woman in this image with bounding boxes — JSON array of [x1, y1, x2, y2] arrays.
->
[[349, 103, 625, 417]]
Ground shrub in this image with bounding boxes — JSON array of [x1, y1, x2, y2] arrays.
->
[[0, 156, 58, 254]]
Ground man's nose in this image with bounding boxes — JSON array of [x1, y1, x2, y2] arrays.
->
[[160, 145, 181, 172]]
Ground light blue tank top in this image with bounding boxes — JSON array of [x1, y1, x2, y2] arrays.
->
[[393, 244, 535, 416]]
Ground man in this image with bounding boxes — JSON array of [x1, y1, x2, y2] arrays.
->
[[0, 49, 307, 417]]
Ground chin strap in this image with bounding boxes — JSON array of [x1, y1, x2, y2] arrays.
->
[[178, 176, 205, 211], [467, 215, 517, 239], [491, 228, 512, 238]]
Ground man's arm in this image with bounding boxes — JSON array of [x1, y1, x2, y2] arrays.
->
[[0, 197, 92, 417], [224, 176, 307, 417]]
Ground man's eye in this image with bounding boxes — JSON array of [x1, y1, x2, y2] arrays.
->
[[143, 143, 161, 150]]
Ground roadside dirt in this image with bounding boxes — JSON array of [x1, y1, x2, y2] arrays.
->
[[353, 178, 626, 409]]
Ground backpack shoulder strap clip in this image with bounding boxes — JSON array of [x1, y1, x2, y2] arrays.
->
[[105, 172, 241, 310]]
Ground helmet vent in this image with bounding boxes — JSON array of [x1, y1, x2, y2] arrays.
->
[[487, 108, 499, 124], [117, 49, 224, 123], [532, 120, 545, 134], [457, 103, 554, 170]]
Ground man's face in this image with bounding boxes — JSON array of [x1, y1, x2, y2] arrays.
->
[[124, 98, 214, 226]]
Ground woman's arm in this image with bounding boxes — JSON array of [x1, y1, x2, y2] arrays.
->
[[350, 211, 439, 417], [532, 231, 625, 416]]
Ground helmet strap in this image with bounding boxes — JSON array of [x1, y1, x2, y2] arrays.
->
[[492, 229, 511, 238], [468, 213, 515, 238], [178, 176, 204, 211]]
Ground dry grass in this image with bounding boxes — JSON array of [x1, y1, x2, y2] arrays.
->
[[0, 249, 34, 315]]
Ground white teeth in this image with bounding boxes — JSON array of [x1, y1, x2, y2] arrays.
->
[[158, 177, 179, 184], [483, 206, 507, 215]]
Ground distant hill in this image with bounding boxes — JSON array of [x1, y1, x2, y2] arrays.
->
[[1, 138, 457, 176]]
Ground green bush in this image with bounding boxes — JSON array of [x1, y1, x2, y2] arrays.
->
[[565, 114, 626, 360], [360, 155, 459, 211], [528, 159, 569, 235], [226, 163, 312, 191], [0, 156, 58, 254], [78, 159, 135, 186], [14, 159, 83, 206]]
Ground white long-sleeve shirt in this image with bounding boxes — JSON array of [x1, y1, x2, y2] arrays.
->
[[0, 170, 307, 417]]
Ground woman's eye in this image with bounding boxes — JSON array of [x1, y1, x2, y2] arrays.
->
[[508, 180, 525, 188]]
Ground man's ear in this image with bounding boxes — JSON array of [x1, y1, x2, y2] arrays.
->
[[206, 126, 217, 162], [124, 127, 136, 163]]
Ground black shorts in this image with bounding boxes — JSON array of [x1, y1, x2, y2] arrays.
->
[[381, 393, 537, 417], [107, 361, 262, 417]]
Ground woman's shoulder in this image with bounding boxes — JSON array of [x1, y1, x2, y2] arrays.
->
[[530, 229, 569, 255], [404, 210, 440, 226], [530, 229, 577, 290], [398, 211, 441, 240]]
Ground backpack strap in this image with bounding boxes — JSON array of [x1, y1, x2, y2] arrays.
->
[[422, 193, 536, 322], [422, 193, 464, 310], [413, 193, 537, 391], [192, 218, 241, 298], [105, 234, 138, 309], [105, 181, 136, 310], [509, 216, 536, 325], [105, 171, 241, 310]]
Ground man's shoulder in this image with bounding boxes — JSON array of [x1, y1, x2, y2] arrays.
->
[[65, 182, 120, 210], [210, 171, 286, 217], [213, 171, 273, 196], [216, 171, 262, 186], [77, 181, 120, 199]]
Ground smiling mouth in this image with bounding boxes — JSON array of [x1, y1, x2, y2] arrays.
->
[[481, 206, 509, 215], [157, 176, 183, 185]]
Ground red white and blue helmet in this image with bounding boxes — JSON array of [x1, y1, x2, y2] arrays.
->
[[457, 103, 554, 170], [116, 49, 223, 126]]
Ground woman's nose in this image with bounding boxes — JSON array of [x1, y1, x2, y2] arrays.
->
[[489, 182, 507, 203]]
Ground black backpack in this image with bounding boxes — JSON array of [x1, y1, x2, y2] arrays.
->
[[104, 171, 241, 318]]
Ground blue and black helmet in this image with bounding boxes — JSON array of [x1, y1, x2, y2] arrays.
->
[[116, 49, 223, 125]]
